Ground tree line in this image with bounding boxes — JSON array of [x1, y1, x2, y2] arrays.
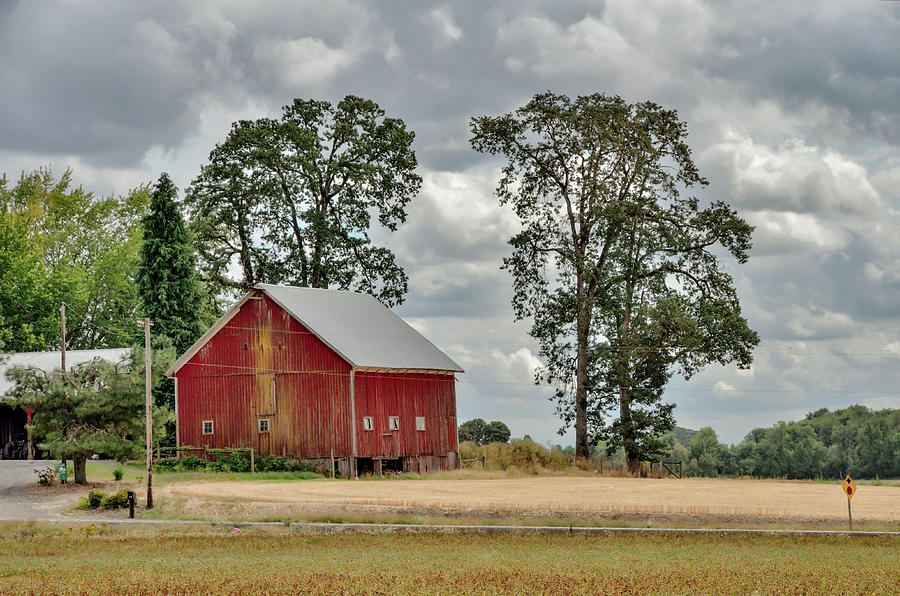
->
[[668, 406, 900, 480], [2, 92, 760, 479]]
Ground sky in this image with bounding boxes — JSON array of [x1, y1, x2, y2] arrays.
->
[[2, 0, 900, 445]]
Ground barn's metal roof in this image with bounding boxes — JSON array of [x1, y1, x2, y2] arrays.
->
[[0, 348, 131, 399], [166, 285, 463, 376], [257, 284, 463, 372]]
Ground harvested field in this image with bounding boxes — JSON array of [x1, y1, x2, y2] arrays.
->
[[166, 476, 900, 527], [0, 523, 898, 595]]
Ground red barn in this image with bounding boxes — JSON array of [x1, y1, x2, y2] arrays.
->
[[166, 284, 463, 477]]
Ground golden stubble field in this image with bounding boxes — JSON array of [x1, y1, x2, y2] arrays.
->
[[168, 476, 900, 525]]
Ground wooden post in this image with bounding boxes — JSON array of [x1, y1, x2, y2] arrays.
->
[[848, 498, 853, 531], [23, 408, 34, 460], [250, 448, 255, 474], [330, 448, 335, 479], [481, 456, 485, 470], [141, 317, 153, 509]]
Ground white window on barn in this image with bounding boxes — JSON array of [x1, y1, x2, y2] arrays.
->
[[362, 416, 373, 431], [415, 417, 426, 431], [388, 416, 400, 431], [258, 419, 270, 433], [202, 420, 214, 435]]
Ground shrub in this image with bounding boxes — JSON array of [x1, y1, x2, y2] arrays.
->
[[100, 489, 131, 509], [154, 455, 206, 472], [75, 497, 91, 510], [461, 439, 575, 472], [154, 451, 318, 473], [88, 489, 105, 509], [112, 466, 124, 481], [34, 466, 56, 486]]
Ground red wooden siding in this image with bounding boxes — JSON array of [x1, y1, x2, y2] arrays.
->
[[176, 293, 352, 457], [354, 371, 457, 458]]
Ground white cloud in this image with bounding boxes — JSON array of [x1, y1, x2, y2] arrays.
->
[[423, 6, 463, 48], [254, 37, 356, 88]]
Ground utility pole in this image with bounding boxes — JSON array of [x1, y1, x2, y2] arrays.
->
[[139, 317, 154, 509], [60, 304, 66, 376]]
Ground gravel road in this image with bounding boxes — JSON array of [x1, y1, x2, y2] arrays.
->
[[0, 460, 47, 519]]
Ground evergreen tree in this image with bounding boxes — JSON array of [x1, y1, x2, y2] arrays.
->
[[137, 173, 204, 413], [7, 346, 173, 484], [137, 173, 203, 356]]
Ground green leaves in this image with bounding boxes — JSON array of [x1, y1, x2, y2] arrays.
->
[[136, 173, 205, 357], [8, 343, 174, 475], [472, 92, 759, 467], [187, 95, 420, 307], [0, 167, 149, 351], [458, 418, 512, 445]]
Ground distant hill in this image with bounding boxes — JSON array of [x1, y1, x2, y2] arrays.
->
[[671, 426, 698, 446]]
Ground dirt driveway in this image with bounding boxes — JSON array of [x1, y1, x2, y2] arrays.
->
[[0, 460, 53, 519], [169, 476, 900, 525]]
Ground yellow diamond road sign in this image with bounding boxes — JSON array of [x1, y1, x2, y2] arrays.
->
[[842, 475, 857, 500]]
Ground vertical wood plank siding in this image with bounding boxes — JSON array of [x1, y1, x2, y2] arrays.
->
[[175, 293, 352, 457], [354, 371, 458, 458], [175, 291, 458, 463]]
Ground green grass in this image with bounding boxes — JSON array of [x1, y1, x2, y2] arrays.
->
[[81, 461, 321, 486], [0, 522, 897, 594]]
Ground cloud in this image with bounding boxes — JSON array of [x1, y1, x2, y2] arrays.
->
[[423, 6, 464, 49], [3, 0, 900, 444]]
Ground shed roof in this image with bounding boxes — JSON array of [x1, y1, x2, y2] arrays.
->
[[0, 348, 131, 399], [167, 284, 463, 376]]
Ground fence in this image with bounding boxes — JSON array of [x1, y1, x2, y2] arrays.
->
[[460, 456, 486, 470]]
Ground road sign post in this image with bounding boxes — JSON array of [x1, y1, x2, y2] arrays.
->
[[842, 475, 856, 530]]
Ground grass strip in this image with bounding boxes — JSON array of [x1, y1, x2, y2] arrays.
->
[[0, 522, 897, 594]]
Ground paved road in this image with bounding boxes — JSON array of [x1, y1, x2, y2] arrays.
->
[[0, 460, 48, 519]]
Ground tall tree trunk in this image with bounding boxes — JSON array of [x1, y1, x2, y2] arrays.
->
[[620, 284, 640, 474], [575, 298, 590, 460], [620, 384, 641, 474], [73, 453, 87, 485], [237, 220, 254, 286]]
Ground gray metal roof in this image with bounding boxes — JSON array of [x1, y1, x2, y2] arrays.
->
[[256, 284, 463, 372], [0, 348, 131, 400]]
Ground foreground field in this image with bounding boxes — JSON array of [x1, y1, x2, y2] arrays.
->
[[163, 475, 900, 529], [0, 523, 896, 595]]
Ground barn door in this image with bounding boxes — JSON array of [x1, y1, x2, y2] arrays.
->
[[252, 373, 276, 455], [381, 432, 398, 457]]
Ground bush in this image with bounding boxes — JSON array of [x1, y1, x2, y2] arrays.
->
[[88, 489, 105, 509], [112, 466, 124, 481], [153, 450, 321, 474], [154, 455, 206, 472], [34, 466, 56, 486], [100, 489, 130, 509], [460, 439, 575, 472]]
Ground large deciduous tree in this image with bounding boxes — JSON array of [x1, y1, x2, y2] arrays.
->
[[7, 345, 173, 484], [471, 92, 758, 469], [0, 167, 149, 351], [187, 95, 421, 306]]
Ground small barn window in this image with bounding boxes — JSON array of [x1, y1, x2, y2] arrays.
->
[[362, 416, 373, 431], [202, 420, 214, 435], [415, 416, 426, 431], [258, 419, 270, 433], [388, 416, 400, 431]]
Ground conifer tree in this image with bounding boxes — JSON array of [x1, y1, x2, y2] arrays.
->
[[137, 173, 203, 410]]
